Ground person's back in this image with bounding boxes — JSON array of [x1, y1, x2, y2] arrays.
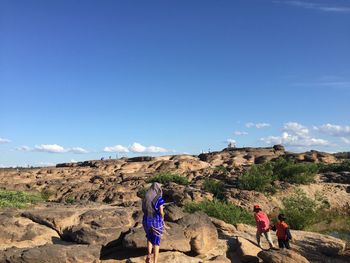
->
[[253, 204, 274, 249], [254, 210, 270, 233], [272, 214, 292, 249], [142, 183, 165, 263]]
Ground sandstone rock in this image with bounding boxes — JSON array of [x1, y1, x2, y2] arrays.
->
[[258, 249, 309, 263], [178, 212, 219, 255], [126, 251, 201, 263], [164, 204, 186, 222], [127, 156, 154, 162], [206, 255, 231, 263], [210, 217, 236, 235], [0, 214, 60, 250], [292, 230, 346, 258], [22, 207, 82, 234], [0, 244, 101, 263], [123, 223, 191, 252], [232, 237, 261, 263], [123, 212, 218, 255], [64, 207, 134, 246], [273, 145, 285, 152]]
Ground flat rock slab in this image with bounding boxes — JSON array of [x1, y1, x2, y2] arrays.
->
[[258, 249, 309, 263], [0, 213, 60, 250], [0, 244, 101, 263], [126, 251, 202, 263]]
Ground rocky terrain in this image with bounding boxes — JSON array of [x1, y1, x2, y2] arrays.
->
[[0, 145, 349, 263]]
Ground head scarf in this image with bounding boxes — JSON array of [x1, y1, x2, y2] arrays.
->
[[142, 182, 162, 217]]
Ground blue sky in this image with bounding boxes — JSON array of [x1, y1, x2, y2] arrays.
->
[[1, 0, 349, 167]]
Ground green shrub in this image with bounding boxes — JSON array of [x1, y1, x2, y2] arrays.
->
[[238, 162, 274, 192], [40, 189, 54, 201], [0, 190, 44, 208], [137, 187, 149, 198], [147, 172, 189, 186], [65, 195, 76, 204], [318, 160, 350, 173], [184, 199, 254, 225], [273, 158, 318, 184], [203, 178, 225, 199], [281, 189, 329, 230]]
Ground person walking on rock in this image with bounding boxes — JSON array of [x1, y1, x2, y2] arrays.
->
[[142, 182, 165, 263], [253, 204, 275, 249], [271, 214, 293, 249]]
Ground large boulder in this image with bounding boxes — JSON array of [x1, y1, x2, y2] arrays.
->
[[0, 213, 60, 250], [292, 230, 346, 259], [123, 212, 218, 256], [164, 204, 186, 222], [177, 212, 219, 255], [123, 222, 191, 252], [22, 205, 136, 246], [63, 207, 135, 246], [231, 237, 261, 263], [258, 249, 309, 263]]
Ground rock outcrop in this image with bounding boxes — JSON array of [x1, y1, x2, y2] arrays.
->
[[0, 146, 349, 263]]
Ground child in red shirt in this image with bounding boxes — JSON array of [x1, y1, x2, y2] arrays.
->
[[253, 204, 275, 249]]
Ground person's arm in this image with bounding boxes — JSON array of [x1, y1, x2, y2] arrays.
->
[[159, 205, 165, 220], [270, 224, 276, 231], [286, 227, 292, 240]]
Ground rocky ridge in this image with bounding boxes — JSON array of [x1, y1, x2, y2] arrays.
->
[[0, 145, 349, 262]]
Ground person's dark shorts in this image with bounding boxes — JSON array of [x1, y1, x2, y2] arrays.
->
[[278, 238, 290, 249]]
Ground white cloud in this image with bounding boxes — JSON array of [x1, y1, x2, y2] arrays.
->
[[0, 137, 11, 144], [234, 131, 248, 136], [129, 142, 168, 153], [17, 144, 89, 154], [145, 145, 168, 153], [104, 145, 130, 153], [129, 142, 146, 153], [70, 159, 78, 163], [276, 1, 350, 13], [314, 124, 350, 137], [246, 122, 270, 129], [16, 145, 32, 151], [261, 122, 330, 147], [34, 144, 66, 153], [341, 137, 350, 144], [283, 122, 309, 138], [103, 142, 168, 153], [69, 147, 89, 154]]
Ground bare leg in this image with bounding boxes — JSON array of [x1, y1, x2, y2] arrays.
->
[[146, 241, 152, 262], [256, 231, 261, 247], [264, 231, 274, 248], [153, 245, 160, 263]]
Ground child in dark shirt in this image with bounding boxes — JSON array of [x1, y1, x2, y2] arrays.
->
[[271, 214, 292, 249]]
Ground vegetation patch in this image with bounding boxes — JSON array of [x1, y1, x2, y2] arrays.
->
[[238, 158, 319, 193], [318, 160, 350, 173], [0, 190, 45, 208], [273, 158, 318, 184], [137, 187, 149, 198], [280, 188, 330, 230], [65, 195, 76, 204], [184, 199, 254, 225], [238, 162, 274, 192], [147, 172, 189, 186], [40, 189, 54, 201], [203, 178, 225, 199]]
